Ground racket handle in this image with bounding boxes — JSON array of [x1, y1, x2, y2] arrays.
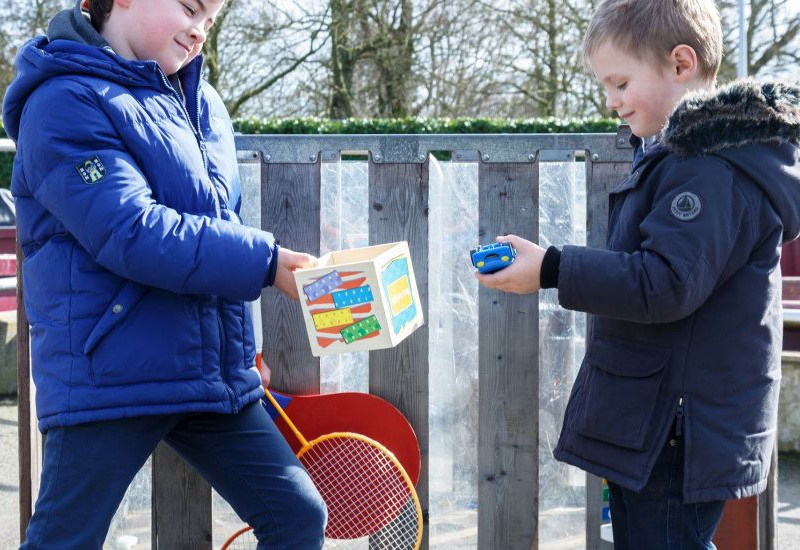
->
[[264, 389, 309, 447]]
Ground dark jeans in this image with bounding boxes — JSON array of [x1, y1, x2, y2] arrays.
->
[[22, 401, 326, 549], [608, 434, 726, 550]]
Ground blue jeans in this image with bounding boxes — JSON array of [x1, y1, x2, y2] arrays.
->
[[22, 401, 326, 549], [608, 433, 725, 550]]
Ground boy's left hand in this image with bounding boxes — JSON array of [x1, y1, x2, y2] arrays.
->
[[273, 247, 318, 300], [475, 234, 546, 294]]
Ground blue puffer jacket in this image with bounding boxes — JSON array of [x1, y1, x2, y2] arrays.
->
[[2, 10, 274, 431], [554, 81, 800, 502]]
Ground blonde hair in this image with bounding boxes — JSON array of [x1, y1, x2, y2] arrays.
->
[[583, 0, 722, 82]]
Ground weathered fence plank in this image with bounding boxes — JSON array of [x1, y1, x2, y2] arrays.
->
[[152, 444, 212, 549], [261, 161, 322, 393], [759, 448, 778, 550], [477, 161, 539, 550], [368, 159, 431, 549]]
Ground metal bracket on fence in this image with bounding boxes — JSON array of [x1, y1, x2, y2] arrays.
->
[[236, 150, 259, 163], [235, 133, 635, 165], [320, 150, 340, 162], [452, 150, 480, 162], [616, 125, 633, 148], [538, 149, 576, 162]]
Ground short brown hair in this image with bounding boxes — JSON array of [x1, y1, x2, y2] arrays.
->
[[583, 0, 723, 82], [86, 0, 113, 32]]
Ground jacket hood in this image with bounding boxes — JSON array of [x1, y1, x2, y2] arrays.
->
[[663, 80, 800, 244], [1, 2, 181, 141], [47, 1, 110, 49]]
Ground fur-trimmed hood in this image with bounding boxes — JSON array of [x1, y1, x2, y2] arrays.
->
[[663, 79, 800, 155], [663, 80, 800, 244]]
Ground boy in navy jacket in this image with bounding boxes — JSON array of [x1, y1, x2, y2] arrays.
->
[[478, 0, 800, 548], [3, 0, 326, 547]]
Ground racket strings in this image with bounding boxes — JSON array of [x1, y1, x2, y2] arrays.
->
[[221, 434, 421, 549], [324, 499, 420, 549], [300, 435, 420, 548]]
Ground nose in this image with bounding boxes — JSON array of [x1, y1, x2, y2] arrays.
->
[[188, 23, 207, 44], [606, 90, 621, 112]]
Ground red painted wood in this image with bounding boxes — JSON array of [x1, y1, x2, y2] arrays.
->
[[713, 497, 758, 550], [783, 240, 800, 276]]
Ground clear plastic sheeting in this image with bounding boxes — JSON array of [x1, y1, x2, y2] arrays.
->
[[537, 160, 587, 550], [104, 459, 151, 549], [213, 490, 248, 549], [319, 159, 370, 394], [427, 157, 480, 549]]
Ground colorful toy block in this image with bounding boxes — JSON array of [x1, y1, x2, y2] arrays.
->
[[293, 241, 424, 356]]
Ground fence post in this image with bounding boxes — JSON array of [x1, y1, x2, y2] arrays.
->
[[16, 242, 32, 544], [477, 160, 539, 549]]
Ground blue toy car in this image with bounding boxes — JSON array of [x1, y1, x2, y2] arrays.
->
[[470, 242, 516, 274]]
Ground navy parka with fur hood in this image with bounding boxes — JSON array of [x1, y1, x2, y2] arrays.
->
[[2, 4, 276, 431], [553, 80, 800, 502]]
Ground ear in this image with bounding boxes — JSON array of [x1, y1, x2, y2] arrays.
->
[[670, 44, 699, 82]]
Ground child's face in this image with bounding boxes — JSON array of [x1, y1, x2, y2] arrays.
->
[[110, 0, 223, 75], [588, 40, 692, 138]]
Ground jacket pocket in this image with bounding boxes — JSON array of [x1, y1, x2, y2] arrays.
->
[[575, 337, 669, 451], [84, 281, 147, 355], [85, 284, 204, 387]]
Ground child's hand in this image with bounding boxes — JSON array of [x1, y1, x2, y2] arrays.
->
[[259, 361, 271, 389], [475, 234, 546, 294], [273, 247, 317, 300]]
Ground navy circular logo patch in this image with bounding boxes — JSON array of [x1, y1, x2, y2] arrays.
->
[[670, 192, 702, 221]]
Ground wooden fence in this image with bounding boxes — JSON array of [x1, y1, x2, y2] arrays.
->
[[16, 128, 777, 549]]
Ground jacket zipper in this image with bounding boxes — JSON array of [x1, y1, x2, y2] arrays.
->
[[675, 396, 685, 437], [157, 70, 206, 164], [156, 67, 234, 410], [156, 68, 222, 217]]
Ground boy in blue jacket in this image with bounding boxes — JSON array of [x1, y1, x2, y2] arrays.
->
[[478, 0, 800, 548], [2, 0, 326, 547]]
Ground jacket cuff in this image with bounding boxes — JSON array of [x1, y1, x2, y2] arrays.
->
[[540, 246, 561, 289], [263, 243, 279, 287]]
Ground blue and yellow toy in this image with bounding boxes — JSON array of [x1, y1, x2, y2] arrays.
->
[[470, 242, 516, 274]]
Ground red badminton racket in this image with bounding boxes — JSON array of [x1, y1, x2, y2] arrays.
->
[[222, 390, 422, 549]]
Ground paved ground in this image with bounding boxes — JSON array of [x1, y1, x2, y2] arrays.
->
[[1, 399, 799, 549]]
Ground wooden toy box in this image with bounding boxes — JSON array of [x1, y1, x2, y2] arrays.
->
[[293, 241, 424, 356]]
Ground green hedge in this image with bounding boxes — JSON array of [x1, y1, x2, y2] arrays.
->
[[232, 116, 621, 135], [0, 117, 622, 189]]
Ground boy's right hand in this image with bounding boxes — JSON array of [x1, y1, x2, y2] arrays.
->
[[475, 234, 546, 294], [273, 247, 318, 300]]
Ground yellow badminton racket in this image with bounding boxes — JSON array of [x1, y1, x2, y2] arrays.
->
[[221, 390, 423, 549]]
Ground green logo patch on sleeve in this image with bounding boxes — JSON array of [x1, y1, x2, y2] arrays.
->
[[75, 155, 106, 184]]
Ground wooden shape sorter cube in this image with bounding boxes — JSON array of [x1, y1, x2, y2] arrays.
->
[[293, 241, 424, 356]]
